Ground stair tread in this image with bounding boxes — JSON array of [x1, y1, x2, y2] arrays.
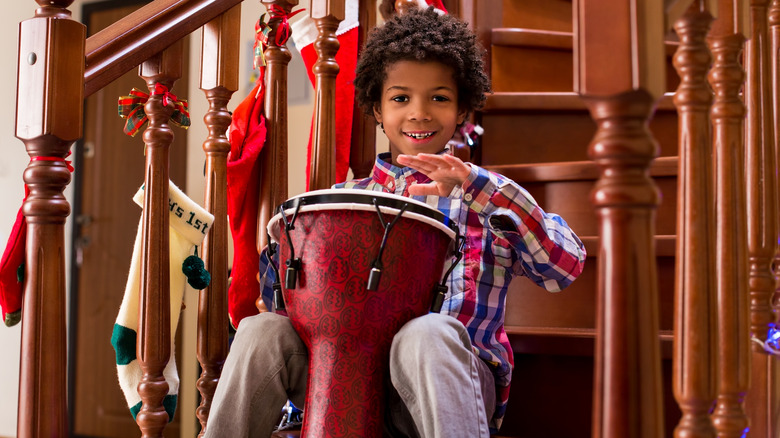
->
[[491, 27, 679, 55], [492, 28, 573, 49], [505, 325, 674, 341], [483, 156, 678, 182], [483, 91, 677, 112]]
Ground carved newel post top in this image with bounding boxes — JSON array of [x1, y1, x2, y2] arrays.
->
[[311, 0, 345, 20], [34, 0, 74, 18], [396, 0, 420, 14]]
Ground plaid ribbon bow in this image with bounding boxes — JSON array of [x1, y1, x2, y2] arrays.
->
[[117, 83, 191, 137], [253, 6, 304, 70]]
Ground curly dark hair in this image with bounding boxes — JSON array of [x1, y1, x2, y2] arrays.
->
[[354, 7, 490, 118]]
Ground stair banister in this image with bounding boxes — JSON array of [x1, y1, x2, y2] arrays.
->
[[85, 0, 243, 97]]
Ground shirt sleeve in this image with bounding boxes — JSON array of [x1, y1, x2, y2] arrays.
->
[[459, 164, 587, 292], [258, 245, 279, 312]]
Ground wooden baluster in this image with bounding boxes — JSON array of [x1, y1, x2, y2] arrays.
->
[[15, 1, 85, 436], [197, 6, 240, 436], [671, 2, 717, 437], [136, 41, 183, 438], [746, 0, 780, 435], [574, 1, 666, 437], [349, 0, 377, 179], [771, 0, 780, 318], [745, 0, 777, 349], [309, 0, 345, 190], [709, 0, 750, 435], [257, 0, 298, 253]]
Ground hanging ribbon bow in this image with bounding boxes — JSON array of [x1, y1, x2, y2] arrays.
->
[[117, 84, 191, 137], [253, 7, 305, 70], [270, 5, 304, 46], [254, 13, 271, 70]]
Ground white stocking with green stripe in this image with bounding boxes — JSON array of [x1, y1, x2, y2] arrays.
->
[[111, 181, 213, 421]]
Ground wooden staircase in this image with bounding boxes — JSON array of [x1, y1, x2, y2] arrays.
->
[[466, 1, 682, 435]]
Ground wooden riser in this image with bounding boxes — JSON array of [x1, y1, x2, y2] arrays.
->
[[478, 94, 680, 164]]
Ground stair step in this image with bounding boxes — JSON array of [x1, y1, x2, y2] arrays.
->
[[504, 325, 674, 341], [501, 0, 572, 32], [483, 156, 678, 183], [489, 28, 680, 93], [483, 91, 677, 112], [492, 28, 572, 49], [505, 326, 675, 357], [492, 28, 679, 55], [478, 92, 680, 165], [504, 234, 678, 333]]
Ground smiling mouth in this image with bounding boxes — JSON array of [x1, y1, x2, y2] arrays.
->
[[405, 131, 435, 139]]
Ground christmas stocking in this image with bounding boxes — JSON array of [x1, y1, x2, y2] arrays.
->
[[111, 180, 214, 421], [226, 81, 268, 329], [0, 193, 27, 327]]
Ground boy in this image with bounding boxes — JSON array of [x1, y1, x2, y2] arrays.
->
[[206, 7, 586, 437]]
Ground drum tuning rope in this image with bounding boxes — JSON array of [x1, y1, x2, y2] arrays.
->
[[264, 230, 285, 311], [367, 199, 409, 291], [431, 231, 465, 313], [279, 199, 303, 290]]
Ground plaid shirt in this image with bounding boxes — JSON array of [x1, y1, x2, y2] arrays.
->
[[261, 153, 586, 431]]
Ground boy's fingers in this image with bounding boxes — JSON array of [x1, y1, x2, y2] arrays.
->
[[407, 183, 440, 196]]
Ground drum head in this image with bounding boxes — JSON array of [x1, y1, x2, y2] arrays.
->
[[268, 189, 457, 242]]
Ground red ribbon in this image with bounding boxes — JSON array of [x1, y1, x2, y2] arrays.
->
[[269, 5, 304, 46], [32, 151, 74, 173], [153, 83, 178, 107]]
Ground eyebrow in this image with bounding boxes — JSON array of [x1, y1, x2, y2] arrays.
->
[[385, 85, 456, 93]]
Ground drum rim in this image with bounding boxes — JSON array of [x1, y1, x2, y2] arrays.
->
[[268, 189, 457, 241]]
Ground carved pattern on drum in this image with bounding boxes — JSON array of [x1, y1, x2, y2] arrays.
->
[[275, 206, 452, 438]]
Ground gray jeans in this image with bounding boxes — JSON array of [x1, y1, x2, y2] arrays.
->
[[204, 312, 495, 437]]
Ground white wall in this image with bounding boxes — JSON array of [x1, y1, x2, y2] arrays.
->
[[0, 1, 315, 437]]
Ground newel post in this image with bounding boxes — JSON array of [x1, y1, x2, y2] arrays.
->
[[15, 1, 85, 436], [574, 0, 666, 436]]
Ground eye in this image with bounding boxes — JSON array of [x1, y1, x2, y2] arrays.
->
[[391, 95, 408, 103], [433, 95, 451, 102]]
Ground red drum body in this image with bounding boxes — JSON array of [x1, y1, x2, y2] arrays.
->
[[269, 189, 455, 438]]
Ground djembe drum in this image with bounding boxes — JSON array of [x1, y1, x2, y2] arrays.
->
[[268, 189, 457, 438]]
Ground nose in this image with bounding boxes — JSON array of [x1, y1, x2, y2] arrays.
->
[[408, 101, 431, 122]]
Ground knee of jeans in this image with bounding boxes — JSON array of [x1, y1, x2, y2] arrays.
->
[[234, 312, 298, 349], [391, 313, 468, 361]]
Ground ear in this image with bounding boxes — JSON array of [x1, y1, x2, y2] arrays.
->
[[373, 104, 383, 124], [456, 107, 467, 126]]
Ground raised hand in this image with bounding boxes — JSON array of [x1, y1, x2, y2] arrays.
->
[[397, 153, 471, 197]]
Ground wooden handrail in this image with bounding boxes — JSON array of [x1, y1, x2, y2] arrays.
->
[[84, 0, 243, 97]]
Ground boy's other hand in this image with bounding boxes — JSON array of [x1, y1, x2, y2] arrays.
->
[[397, 153, 471, 197]]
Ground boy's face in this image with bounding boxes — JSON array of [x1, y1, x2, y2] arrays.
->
[[373, 60, 466, 167]]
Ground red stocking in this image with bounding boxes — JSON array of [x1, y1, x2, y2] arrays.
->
[[0, 200, 26, 327], [227, 81, 268, 328]]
